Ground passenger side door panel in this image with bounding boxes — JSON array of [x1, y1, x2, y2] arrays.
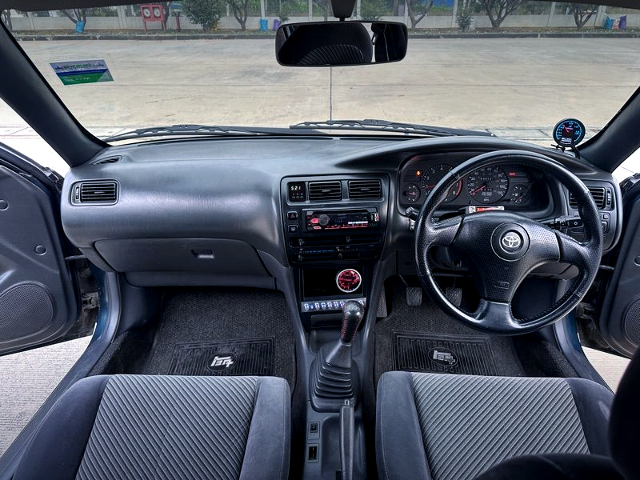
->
[[0, 146, 79, 355]]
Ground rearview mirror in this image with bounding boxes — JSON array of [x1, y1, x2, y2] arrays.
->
[[276, 21, 408, 67]]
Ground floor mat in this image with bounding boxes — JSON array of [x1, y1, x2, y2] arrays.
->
[[375, 283, 524, 384], [142, 288, 295, 387], [394, 333, 498, 375], [169, 338, 274, 376]]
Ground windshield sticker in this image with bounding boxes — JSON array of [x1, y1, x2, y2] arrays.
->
[[50, 60, 113, 86]]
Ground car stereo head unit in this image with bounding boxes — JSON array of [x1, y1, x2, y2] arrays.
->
[[305, 208, 381, 231]]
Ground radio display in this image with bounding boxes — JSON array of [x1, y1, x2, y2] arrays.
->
[[305, 209, 380, 231]]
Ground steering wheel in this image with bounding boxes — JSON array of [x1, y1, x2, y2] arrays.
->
[[414, 150, 603, 334]]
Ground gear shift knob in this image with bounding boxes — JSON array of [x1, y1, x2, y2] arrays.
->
[[341, 301, 365, 343]]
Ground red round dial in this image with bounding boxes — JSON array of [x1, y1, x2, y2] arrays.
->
[[336, 269, 362, 293]]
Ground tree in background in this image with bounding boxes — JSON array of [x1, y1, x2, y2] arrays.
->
[[226, 0, 259, 30], [0, 10, 11, 30], [360, 0, 387, 21], [59, 9, 88, 29], [313, 0, 332, 21], [184, 0, 223, 30], [407, 0, 434, 30], [161, 2, 173, 26], [476, 0, 523, 27], [455, 0, 474, 31], [569, 3, 598, 29]]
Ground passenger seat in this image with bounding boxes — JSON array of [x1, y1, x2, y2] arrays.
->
[[14, 375, 291, 480]]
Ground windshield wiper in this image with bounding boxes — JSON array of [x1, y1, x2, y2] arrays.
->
[[103, 120, 494, 143], [290, 119, 493, 137], [102, 124, 296, 142]]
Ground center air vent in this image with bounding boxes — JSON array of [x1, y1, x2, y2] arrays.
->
[[309, 181, 342, 202], [569, 186, 606, 209], [73, 181, 118, 204], [349, 179, 382, 199]]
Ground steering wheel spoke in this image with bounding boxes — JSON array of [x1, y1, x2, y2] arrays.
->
[[422, 216, 462, 248], [556, 232, 593, 270], [472, 298, 521, 333]]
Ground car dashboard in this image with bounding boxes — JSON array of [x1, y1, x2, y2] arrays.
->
[[61, 135, 622, 327]]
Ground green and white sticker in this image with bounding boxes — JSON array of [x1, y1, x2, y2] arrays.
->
[[50, 59, 113, 85]]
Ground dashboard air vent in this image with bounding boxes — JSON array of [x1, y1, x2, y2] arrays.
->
[[309, 181, 342, 201], [348, 179, 382, 199], [94, 156, 120, 164], [74, 181, 118, 204], [569, 187, 606, 209]]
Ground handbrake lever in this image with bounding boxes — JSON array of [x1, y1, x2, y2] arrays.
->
[[340, 399, 355, 480]]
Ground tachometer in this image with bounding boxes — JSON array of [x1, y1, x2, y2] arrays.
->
[[421, 164, 462, 203], [467, 166, 509, 203]]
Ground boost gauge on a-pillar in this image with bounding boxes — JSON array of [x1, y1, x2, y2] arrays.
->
[[553, 118, 586, 148]]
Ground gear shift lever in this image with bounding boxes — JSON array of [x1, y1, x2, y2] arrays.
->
[[312, 301, 365, 407], [341, 301, 365, 344]]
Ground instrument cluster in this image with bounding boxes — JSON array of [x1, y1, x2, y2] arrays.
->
[[399, 155, 537, 209]]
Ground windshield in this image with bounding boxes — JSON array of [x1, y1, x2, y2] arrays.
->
[[2, 1, 639, 145]]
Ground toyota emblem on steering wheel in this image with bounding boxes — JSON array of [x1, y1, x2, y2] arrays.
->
[[501, 232, 522, 251]]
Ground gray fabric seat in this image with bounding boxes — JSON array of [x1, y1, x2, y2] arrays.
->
[[14, 375, 291, 480], [376, 372, 614, 480]]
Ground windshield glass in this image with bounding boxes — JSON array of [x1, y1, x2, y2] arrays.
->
[[2, 1, 639, 144]]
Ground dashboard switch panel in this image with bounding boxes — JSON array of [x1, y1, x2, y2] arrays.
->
[[301, 298, 366, 313]]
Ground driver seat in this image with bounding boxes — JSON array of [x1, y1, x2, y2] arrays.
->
[[375, 350, 640, 480]]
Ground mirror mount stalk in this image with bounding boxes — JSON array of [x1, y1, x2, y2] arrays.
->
[[331, 0, 356, 20]]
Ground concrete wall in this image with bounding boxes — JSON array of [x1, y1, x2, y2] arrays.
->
[[8, 11, 640, 32]]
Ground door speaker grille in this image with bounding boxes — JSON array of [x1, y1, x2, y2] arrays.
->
[[624, 299, 640, 345], [0, 283, 54, 342]]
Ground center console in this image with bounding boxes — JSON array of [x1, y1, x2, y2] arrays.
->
[[281, 175, 389, 327], [281, 175, 389, 480]]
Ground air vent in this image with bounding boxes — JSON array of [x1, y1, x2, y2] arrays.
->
[[74, 181, 118, 204], [309, 181, 342, 202], [569, 187, 606, 209], [349, 179, 382, 199], [94, 156, 120, 165]]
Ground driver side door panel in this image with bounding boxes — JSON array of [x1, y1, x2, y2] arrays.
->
[[597, 174, 640, 357]]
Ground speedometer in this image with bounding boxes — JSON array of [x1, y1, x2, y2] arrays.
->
[[467, 166, 509, 203]]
